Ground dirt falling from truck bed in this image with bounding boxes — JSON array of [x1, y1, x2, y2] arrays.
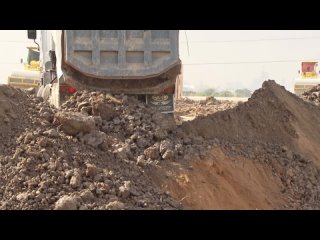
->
[[0, 87, 182, 210], [181, 80, 320, 167]]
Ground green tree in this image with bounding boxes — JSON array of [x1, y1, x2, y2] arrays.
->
[[203, 88, 216, 96], [218, 90, 234, 97], [235, 89, 252, 97]]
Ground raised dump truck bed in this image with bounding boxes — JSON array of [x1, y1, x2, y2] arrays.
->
[[37, 30, 181, 112]]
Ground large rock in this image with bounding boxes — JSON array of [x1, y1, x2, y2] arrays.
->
[[54, 111, 95, 136], [119, 181, 131, 199], [70, 170, 81, 189], [136, 155, 147, 167], [86, 164, 98, 177], [16, 192, 29, 202], [92, 100, 119, 121], [54, 195, 78, 210], [80, 130, 106, 147], [144, 146, 160, 160], [160, 140, 173, 155], [80, 190, 95, 202]]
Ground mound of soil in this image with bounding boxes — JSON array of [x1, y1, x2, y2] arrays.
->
[[154, 146, 285, 210], [149, 80, 320, 210], [0, 88, 181, 210], [181, 80, 320, 166], [2, 80, 320, 210], [0, 85, 31, 155]]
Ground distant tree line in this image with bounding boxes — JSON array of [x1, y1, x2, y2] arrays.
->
[[183, 88, 252, 97]]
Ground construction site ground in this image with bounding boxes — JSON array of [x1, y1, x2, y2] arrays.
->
[[1, 80, 320, 210]]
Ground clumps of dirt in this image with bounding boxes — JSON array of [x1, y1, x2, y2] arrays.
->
[[3, 80, 320, 210], [58, 90, 179, 162], [301, 84, 320, 106], [0, 89, 183, 210]]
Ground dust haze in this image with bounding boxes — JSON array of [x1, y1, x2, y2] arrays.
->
[[2, 30, 320, 92]]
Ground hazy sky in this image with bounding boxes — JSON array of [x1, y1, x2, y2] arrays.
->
[[180, 30, 320, 92], [0, 30, 31, 84], [1, 30, 320, 92]]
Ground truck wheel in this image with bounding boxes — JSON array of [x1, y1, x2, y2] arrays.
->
[[41, 84, 51, 101], [36, 85, 44, 98]]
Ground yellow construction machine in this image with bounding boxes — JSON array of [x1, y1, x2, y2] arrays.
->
[[7, 46, 41, 89], [294, 61, 320, 95]]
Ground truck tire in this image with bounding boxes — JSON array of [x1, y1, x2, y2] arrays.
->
[[36, 85, 44, 98]]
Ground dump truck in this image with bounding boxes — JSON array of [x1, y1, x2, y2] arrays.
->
[[294, 61, 320, 95], [7, 46, 41, 89], [28, 30, 182, 113]]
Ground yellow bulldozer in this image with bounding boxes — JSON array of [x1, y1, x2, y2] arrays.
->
[[7, 46, 41, 89]]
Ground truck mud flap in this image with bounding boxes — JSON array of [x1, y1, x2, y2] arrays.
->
[[146, 94, 174, 113]]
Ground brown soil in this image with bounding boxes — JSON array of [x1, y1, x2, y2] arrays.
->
[[0, 87, 182, 210], [152, 146, 284, 210], [2, 80, 320, 210], [151, 80, 320, 210], [181, 80, 320, 167], [0, 85, 31, 155]]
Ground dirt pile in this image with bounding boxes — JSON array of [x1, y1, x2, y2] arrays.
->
[[301, 84, 320, 106], [152, 80, 320, 209], [218, 141, 320, 209], [0, 85, 32, 155], [152, 136, 320, 210], [181, 80, 320, 153], [2, 80, 320, 210], [58, 90, 179, 159], [0, 90, 183, 210]]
